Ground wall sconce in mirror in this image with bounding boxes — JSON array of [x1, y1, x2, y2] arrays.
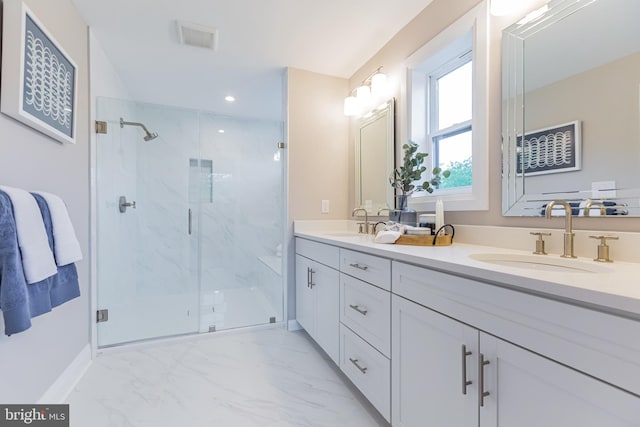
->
[[344, 67, 389, 117]]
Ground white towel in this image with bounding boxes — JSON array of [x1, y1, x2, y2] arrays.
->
[[33, 191, 83, 266], [374, 230, 401, 244], [0, 185, 57, 283]]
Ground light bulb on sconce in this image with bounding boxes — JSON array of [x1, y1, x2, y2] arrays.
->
[[343, 96, 359, 116], [356, 85, 372, 107], [371, 72, 388, 98]]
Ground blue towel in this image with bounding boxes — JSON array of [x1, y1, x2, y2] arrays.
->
[[32, 194, 80, 307], [0, 191, 34, 335], [0, 191, 81, 335]]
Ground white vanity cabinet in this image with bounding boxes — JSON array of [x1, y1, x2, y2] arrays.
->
[[339, 249, 392, 422], [295, 239, 340, 364], [392, 260, 640, 427]]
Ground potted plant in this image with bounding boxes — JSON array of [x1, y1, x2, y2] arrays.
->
[[388, 142, 450, 224]]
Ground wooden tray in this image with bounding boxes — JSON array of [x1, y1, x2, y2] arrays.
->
[[396, 233, 453, 246]]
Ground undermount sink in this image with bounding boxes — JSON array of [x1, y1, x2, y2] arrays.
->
[[469, 253, 611, 274]]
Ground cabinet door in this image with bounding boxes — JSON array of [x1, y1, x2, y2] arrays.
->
[[479, 333, 640, 427], [392, 295, 478, 427], [295, 255, 315, 335], [313, 260, 340, 364]]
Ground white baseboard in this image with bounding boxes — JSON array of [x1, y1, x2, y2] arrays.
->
[[38, 344, 92, 404], [288, 320, 302, 331]]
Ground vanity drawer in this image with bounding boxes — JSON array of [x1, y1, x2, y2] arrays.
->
[[295, 238, 339, 269], [340, 249, 391, 290], [340, 324, 391, 422], [340, 273, 391, 357]]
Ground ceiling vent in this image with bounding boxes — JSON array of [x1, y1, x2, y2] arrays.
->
[[176, 20, 218, 50]]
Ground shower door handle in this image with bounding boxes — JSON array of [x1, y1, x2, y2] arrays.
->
[[188, 208, 192, 235]]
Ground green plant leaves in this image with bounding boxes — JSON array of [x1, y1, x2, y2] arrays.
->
[[389, 141, 450, 195]]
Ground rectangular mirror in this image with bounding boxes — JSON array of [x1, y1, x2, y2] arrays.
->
[[355, 99, 395, 215], [502, 0, 640, 216]]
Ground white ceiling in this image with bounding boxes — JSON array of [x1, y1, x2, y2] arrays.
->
[[72, 0, 434, 120]]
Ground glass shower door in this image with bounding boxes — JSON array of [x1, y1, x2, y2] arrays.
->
[[196, 114, 284, 332], [95, 98, 200, 346]]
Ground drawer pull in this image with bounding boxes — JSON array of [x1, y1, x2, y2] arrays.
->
[[349, 304, 368, 316], [461, 344, 472, 395], [479, 353, 490, 407], [349, 263, 369, 271], [349, 357, 368, 374]]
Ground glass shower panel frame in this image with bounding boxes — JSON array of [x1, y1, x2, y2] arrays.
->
[[95, 97, 200, 347]]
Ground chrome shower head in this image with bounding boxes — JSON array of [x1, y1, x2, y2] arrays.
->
[[120, 118, 159, 142], [143, 131, 159, 142]]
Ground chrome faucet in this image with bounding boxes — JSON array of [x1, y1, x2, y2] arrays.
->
[[584, 199, 606, 217], [544, 200, 576, 258], [352, 208, 369, 234]]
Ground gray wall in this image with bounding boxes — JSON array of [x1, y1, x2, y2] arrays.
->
[[0, 0, 90, 402]]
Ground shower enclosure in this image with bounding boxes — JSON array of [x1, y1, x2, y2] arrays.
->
[[95, 97, 284, 347]]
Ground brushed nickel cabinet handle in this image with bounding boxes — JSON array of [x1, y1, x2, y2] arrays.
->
[[479, 353, 490, 407], [462, 344, 472, 395], [309, 268, 315, 288], [349, 304, 368, 316], [349, 263, 369, 271], [306, 267, 311, 288], [349, 358, 368, 374], [188, 208, 192, 235]]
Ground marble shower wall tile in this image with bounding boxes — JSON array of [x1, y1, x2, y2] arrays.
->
[[198, 114, 283, 298]]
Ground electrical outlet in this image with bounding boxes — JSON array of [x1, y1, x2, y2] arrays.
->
[[321, 200, 330, 214]]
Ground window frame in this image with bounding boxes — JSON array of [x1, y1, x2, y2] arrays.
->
[[400, 0, 489, 212]]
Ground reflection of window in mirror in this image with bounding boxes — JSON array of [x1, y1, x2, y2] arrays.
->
[[404, 0, 488, 212]]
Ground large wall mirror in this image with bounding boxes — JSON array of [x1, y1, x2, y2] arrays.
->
[[355, 99, 395, 215], [502, 0, 640, 217]]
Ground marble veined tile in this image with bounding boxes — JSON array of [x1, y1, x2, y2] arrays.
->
[[68, 328, 388, 427]]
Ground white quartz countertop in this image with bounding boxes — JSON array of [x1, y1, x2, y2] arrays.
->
[[294, 227, 640, 319]]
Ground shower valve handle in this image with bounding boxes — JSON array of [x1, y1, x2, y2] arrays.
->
[[118, 196, 136, 213]]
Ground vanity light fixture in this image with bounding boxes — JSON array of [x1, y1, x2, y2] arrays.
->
[[344, 66, 388, 117]]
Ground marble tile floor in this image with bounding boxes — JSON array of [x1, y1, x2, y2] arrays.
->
[[68, 327, 389, 427]]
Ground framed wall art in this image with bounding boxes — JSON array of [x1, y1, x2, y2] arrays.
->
[[1, 0, 78, 144]]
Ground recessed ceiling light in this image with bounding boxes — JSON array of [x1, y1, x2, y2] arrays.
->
[[218, 129, 225, 133], [224, 96, 235, 102]]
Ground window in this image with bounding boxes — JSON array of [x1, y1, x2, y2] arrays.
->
[[403, 1, 488, 212], [429, 54, 473, 190]]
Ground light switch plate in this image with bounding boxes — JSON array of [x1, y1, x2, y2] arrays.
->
[[321, 199, 330, 213]]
